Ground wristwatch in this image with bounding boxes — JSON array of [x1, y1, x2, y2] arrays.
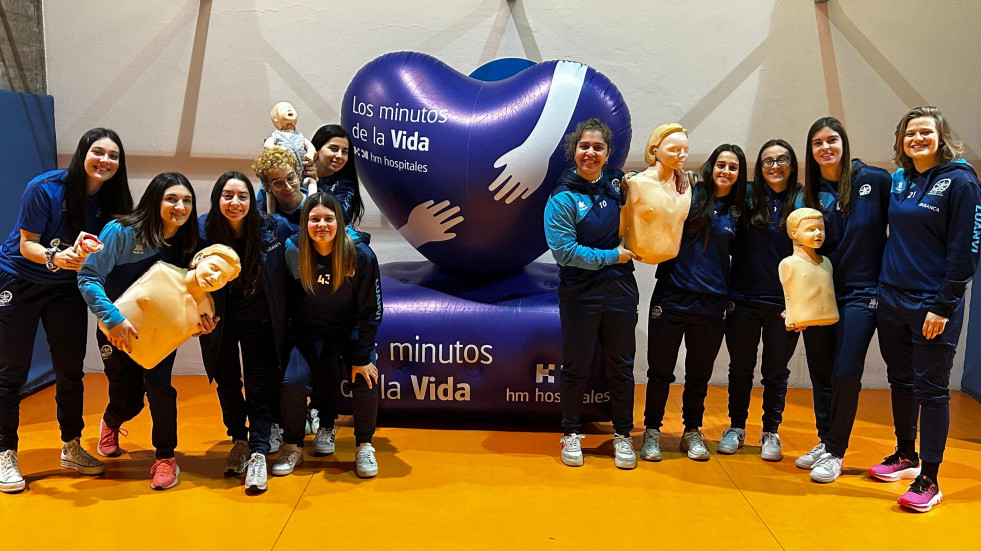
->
[[45, 246, 61, 272]]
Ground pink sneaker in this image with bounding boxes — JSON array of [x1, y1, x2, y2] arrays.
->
[[868, 449, 920, 482], [898, 475, 942, 513], [97, 419, 126, 457], [150, 458, 180, 490]]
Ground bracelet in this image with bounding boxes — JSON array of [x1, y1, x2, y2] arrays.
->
[[45, 246, 61, 272]]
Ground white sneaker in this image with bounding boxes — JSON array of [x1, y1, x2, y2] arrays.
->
[[313, 427, 336, 456], [0, 450, 25, 493], [796, 443, 826, 469], [717, 427, 745, 455], [810, 453, 842, 483], [760, 432, 783, 462], [305, 408, 321, 436], [244, 452, 268, 493], [681, 429, 710, 461], [270, 444, 303, 476], [60, 437, 106, 475], [355, 443, 378, 478], [268, 424, 284, 454], [560, 434, 584, 467], [640, 428, 662, 462], [612, 434, 637, 470], [224, 440, 250, 474]]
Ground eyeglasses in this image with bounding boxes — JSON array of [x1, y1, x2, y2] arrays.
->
[[268, 172, 298, 190], [761, 156, 791, 168]]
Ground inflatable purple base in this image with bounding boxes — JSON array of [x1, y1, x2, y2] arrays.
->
[[340, 261, 614, 423]]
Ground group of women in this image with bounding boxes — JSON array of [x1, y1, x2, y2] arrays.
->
[[0, 106, 976, 513], [545, 106, 980, 513], [0, 124, 382, 495]]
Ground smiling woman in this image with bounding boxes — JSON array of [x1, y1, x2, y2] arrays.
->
[[197, 170, 293, 494], [0, 128, 133, 494], [78, 172, 203, 491]]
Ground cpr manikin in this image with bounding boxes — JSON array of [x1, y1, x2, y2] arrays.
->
[[98, 244, 242, 369], [779, 208, 839, 328], [264, 101, 318, 211], [619, 123, 693, 264]]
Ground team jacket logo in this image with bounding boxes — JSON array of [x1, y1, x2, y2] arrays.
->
[[50, 238, 61, 248], [0, 290, 12, 306], [928, 179, 951, 196], [730, 206, 742, 219], [859, 184, 871, 196], [651, 305, 663, 319], [100, 345, 113, 359], [611, 178, 621, 194], [577, 200, 588, 212]]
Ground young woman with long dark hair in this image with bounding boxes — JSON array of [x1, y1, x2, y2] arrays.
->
[[794, 117, 891, 484], [198, 170, 292, 493], [641, 143, 746, 463], [719, 139, 801, 462], [0, 128, 132, 493], [78, 172, 203, 490]]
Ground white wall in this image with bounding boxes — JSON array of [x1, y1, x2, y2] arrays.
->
[[43, 0, 981, 386]]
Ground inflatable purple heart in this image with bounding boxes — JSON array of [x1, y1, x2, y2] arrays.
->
[[341, 52, 631, 275]]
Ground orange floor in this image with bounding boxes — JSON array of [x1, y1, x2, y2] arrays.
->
[[0, 375, 979, 550]]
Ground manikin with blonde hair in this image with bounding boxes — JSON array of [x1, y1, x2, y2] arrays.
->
[[619, 123, 693, 264]]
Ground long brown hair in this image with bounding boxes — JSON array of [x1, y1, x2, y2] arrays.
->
[[298, 192, 355, 294], [803, 117, 852, 216]]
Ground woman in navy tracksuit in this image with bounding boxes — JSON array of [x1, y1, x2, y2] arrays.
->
[[794, 117, 891, 484], [544, 117, 638, 470], [869, 106, 981, 513], [641, 143, 745, 463], [720, 139, 801, 461], [271, 192, 383, 479], [0, 128, 132, 493], [79, 172, 201, 490], [310, 125, 365, 235], [198, 171, 291, 493]]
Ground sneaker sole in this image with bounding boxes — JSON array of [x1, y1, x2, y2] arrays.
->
[[561, 455, 584, 467], [224, 466, 246, 476], [639, 450, 662, 462], [716, 445, 739, 455], [0, 480, 26, 493], [357, 468, 379, 478], [761, 452, 783, 462], [312, 448, 335, 456], [60, 459, 106, 476], [615, 458, 637, 470], [868, 466, 921, 482], [810, 471, 840, 483], [245, 480, 268, 493], [795, 458, 817, 469], [150, 467, 180, 490], [898, 491, 941, 513], [97, 448, 123, 458], [687, 452, 710, 462]]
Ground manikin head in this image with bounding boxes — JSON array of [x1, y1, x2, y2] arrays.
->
[[189, 244, 242, 292], [271, 102, 299, 132], [645, 123, 689, 171], [786, 207, 825, 249]]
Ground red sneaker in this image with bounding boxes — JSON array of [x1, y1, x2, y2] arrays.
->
[[97, 419, 126, 457], [150, 458, 180, 490]]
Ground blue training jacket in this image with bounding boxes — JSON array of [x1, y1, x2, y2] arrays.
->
[[77, 220, 187, 330], [729, 181, 798, 304], [0, 170, 107, 284], [654, 186, 740, 315], [197, 213, 292, 381], [880, 161, 981, 318], [795, 159, 890, 292], [544, 167, 633, 285]]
